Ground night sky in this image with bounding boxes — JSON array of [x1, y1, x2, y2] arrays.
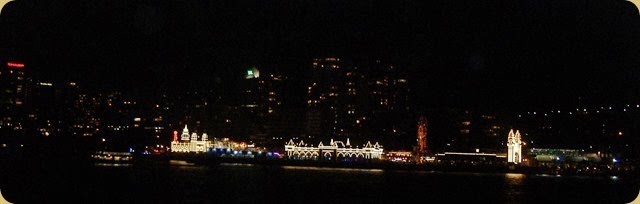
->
[[1, 0, 639, 112]]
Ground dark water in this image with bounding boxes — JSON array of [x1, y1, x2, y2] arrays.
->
[[1, 162, 638, 203]]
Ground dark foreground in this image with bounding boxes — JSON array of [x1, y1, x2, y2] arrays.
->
[[1, 158, 639, 203]]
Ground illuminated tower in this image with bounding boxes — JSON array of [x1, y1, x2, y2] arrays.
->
[[190, 132, 198, 141], [305, 57, 355, 140], [180, 125, 190, 141], [241, 66, 285, 147], [0, 61, 27, 142], [173, 130, 178, 142], [416, 116, 429, 156], [507, 129, 523, 164]]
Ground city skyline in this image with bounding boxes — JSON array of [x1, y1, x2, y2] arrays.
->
[[0, 0, 638, 112], [3, 58, 639, 156], [0, 1, 639, 203], [0, 0, 637, 177]]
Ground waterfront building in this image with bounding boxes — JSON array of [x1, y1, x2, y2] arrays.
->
[[385, 151, 414, 163], [507, 129, 524, 164], [170, 125, 251, 153], [171, 125, 212, 153], [526, 148, 624, 166], [285, 138, 383, 160]]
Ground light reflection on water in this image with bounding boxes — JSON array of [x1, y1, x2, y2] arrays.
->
[[169, 159, 194, 166], [505, 173, 526, 185], [93, 162, 132, 167], [280, 165, 384, 173], [504, 173, 527, 201], [220, 163, 255, 167], [175, 165, 206, 170], [38, 163, 634, 203]]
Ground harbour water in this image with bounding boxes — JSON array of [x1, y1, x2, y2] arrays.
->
[[1, 161, 638, 203]]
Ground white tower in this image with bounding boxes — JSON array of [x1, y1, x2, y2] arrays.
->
[[507, 129, 523, 164], [190, 132, 198, 141], [181, 125, 190, 141]]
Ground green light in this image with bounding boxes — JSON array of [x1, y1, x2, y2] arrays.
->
[[247, 70, 253, 76]]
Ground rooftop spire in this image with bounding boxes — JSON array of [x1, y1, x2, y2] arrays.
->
[[183, 125, 189, 134]]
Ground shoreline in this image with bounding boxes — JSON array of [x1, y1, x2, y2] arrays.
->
[[135, 153, 638, 179]]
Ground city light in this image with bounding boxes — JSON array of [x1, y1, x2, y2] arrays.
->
[[507, 130, 524, 164], [7, 61, 25, 69], [0, 2, 636, 202], [285, 139, 383, 160]]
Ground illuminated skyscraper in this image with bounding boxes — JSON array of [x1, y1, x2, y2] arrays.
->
[[361, 60, 411, 148], [240, 67, 285, 147], [242, 67, 283, 116], [304, 58, 411, 148], [305, 58, 358, 141], [0, 60, 26, 143]]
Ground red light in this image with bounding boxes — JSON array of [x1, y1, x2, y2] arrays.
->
[[7, 62, 25, 69], [173, 130, 178, 141]]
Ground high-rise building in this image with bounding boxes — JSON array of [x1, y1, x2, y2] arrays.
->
[[242, 67, 283, 117], [360, 60, 411, 148], [240, 67, 285, 147], [305, 58, 358, 142], [25, 80, 56, 138], [57, 82, 81, 136], [71, 93, 101, 138], [0, 60, 27, 144], [304, 58, 411, 148]]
